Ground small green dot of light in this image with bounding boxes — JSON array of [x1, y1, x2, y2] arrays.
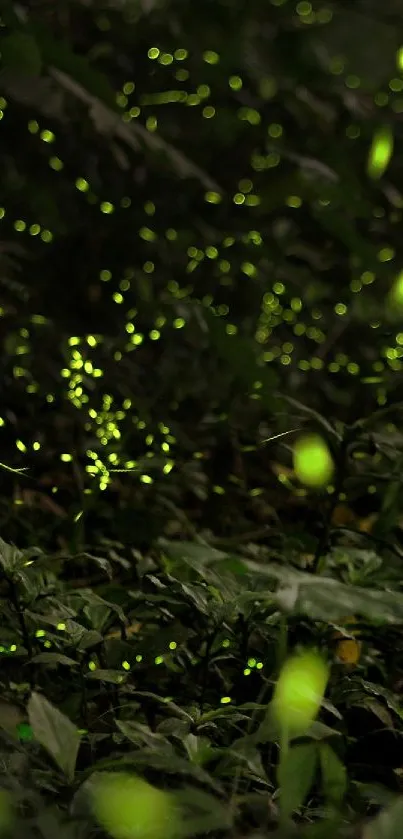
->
[[361, 271, 375, 284], [375, 92, 389, 106], [49, 157, 63, 170], [123, 81, 135, 95], [40, 129, 55, 143], [174, 48, 188, 60], [229, 75, 243, 90], [286, 195, 302, 208], [148, 47, 160, 59], [100, 202, 114, 214], [268, 123, 283, 138], [345, 75, 360, 89], [297, 1, 312, 14], [378, 247, 395, 262], [76, 178, 89, 192], [205, 191, 222, 204], [203, 50, 219, 64]]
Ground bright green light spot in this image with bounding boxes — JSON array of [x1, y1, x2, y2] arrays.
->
[[367, 126, 394, 179], [220, 696, 232, 704], [388, 271, 403, 314], [203, 50, 219, 64], [201, 104, 214, 119], [286, 195, 302, 208], [40, 129, 54, 143], [272, 651, 329, 737], [174, 48, 188, 60], [296, 1, 312, 14], [148, 48, 160, 59], [49, 156, 63, 170], [100, 202, 114, 214], [205, 191, 222, 204], [378, 247, 395, 262], [76, 178, 89, 192], [91, 773, 180, 839], [229, 75, 242, 90], [61, 453, 72, 462], [293, 433, 334, 489]]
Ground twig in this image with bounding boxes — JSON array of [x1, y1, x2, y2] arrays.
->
[[49, 67, 223, 193]]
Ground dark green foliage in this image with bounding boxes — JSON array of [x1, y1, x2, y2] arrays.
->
[[1, 0, 403, 837]]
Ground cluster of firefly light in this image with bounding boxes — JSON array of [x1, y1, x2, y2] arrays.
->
[[0, 624, 264, 705], [0, 2, 402, 503]]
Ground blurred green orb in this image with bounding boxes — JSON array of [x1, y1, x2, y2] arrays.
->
[[387, 272, 403, 317], [293, 433, 334, 488], [91, 773, 181, 839], [272, 651, 329, 737]]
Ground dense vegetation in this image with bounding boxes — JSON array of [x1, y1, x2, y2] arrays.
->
[[2, 1, 403, 837]]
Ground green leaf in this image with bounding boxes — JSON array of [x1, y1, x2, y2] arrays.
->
[[0, 538, 34, 576], [365, 797, 403, 839], [1, 31, 42, 76], [30, 653, 78, 667], [278, 742, 318, 821], [116, 720, 169, 749], [28, 692, 81, 782], [241, 560, 403, 624], [87, 749, 224, 793], [173, 787, 232, 834], [319, 744, 347, 806], [85, 669, 127, 684], [0, 701, 25, 736]]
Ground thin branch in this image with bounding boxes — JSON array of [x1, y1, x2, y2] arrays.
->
[[49, 67, 223, 193]]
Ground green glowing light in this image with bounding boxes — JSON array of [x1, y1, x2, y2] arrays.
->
[[272, 651, 329, 737], [367, 126, 394, 179], [293, 433, 334, 489]]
